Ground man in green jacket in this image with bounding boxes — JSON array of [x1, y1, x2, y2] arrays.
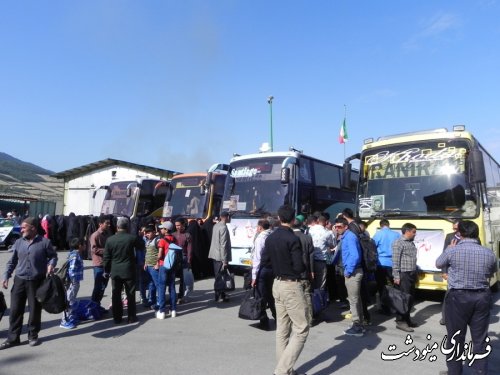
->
[[103, 217, 139, 324]]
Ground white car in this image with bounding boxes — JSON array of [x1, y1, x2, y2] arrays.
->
[[0, 218, 21, 249]]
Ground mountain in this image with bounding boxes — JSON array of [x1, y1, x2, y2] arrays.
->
[[0, 152, 54, 182]]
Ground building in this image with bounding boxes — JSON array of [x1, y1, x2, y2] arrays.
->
[[0, 174, 63, 217], [52, 159, 178, 216]]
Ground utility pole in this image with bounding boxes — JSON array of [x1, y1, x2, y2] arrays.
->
[[267, 96, 274, 151]]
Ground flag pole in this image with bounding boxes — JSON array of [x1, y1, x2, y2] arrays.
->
[[343, 104, 347, 161]]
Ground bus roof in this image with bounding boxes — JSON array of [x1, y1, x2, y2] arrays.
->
[[172, 172, 207, 179], [362, 127, 475, 151], [230, 150, 344, 167]]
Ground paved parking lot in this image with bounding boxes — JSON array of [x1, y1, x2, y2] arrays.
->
[[0, 251, 499, 375]]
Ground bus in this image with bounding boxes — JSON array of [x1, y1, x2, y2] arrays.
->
[[97, 178, 169, 220], [162, 164, 229, 221], [343, 125, 500, 291], [223, 148, 358, 268]]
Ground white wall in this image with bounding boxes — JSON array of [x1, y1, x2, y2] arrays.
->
[[62, 165, 166, 215]]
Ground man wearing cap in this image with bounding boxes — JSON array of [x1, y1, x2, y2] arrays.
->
[[208, 211, 232, 302], [156, 221, 177, 318], [295, 215, 306, 233], [103, 217, 140, 324], [1, 217, 58, 350]]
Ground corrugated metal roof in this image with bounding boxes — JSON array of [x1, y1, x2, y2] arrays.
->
[[51, 158, 180, 180], [0, 174, 63, 202]]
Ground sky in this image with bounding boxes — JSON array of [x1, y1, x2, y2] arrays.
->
[[1, 0, 500, 174]]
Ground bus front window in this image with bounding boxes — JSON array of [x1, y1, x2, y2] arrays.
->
[[223, 158, 288, 216], [167, 176, 206, 218], [358, 141, 478, 219], [101, 182, 138, 217]]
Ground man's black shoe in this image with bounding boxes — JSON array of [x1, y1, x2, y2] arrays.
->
[[28, 338, 40, 347], [127, 317, 138, 324], [0, 339, 20, 350]]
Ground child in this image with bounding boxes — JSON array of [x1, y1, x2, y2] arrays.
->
[[60, 238, 84, 329]]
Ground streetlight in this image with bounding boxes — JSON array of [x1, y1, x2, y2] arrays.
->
[[267, 96, 274, 152]]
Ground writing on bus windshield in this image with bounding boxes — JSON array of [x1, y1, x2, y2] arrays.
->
[[223, 158, 287, 216], [365, 147, 466, 179], [358, 142, 478, 218]]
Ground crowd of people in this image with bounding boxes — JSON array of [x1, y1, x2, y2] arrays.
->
[[0, 209, 497, 375]]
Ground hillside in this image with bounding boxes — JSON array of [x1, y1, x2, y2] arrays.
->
[[0, 152, 54, 182]]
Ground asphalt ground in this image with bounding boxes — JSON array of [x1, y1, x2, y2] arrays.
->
[[0, 250, 499, 375]]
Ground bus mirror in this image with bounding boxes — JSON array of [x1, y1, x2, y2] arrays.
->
[[165, 185, 173, 202], [126, 187, 132, 198], [92, 185, 108, 199], [281, 168, 290, 184], [342, 162, 352, 189], [470, 148, 486, 183]]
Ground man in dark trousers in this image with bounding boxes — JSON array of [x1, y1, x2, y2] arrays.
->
[[103, 217, 139, 324], [1, 217, 58, 349], [262, 205, 309, 375], [292, 217, 314, 325], [208, 211, 232, 302], [436, 220, 497, 375], [90, 215, 111, 306], [392, 222, 418, 332]]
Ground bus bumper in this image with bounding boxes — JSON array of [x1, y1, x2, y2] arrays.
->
[[416, 272, 448, 291]]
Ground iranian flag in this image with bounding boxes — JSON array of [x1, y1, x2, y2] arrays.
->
[[339, 118, 348, 144]]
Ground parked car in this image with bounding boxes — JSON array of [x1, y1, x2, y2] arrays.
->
[[0, 218, 21, 249]]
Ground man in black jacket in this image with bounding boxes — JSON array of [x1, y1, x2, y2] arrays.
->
[[263, 205, 308, 375], [103, 217, 139, 324]]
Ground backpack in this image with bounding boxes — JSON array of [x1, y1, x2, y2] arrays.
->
[[359, 234, 378, 272], [56, 259, 71, 286], [163, 243, 183, 271], [349, 221, 378, 273], [73, 299, 107, 321], [36, 274, 67, 314]]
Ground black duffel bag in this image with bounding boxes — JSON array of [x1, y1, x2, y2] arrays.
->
[[0, 291, 7, 321], [238, 288, 264, 320], [36, 274, 67, 314], [382, 286, 413, 315], [214, 269, 235, 292]]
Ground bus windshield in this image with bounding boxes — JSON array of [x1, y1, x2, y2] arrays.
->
[[167, 176, 206, 217], [101, 179, 164, 218], [222, 157, 288, 217], [101, 181, 138, 217], [358, 140, 478, 219]]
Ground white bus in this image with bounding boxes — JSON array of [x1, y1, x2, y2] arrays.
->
[[223, 149, 358, 268]]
